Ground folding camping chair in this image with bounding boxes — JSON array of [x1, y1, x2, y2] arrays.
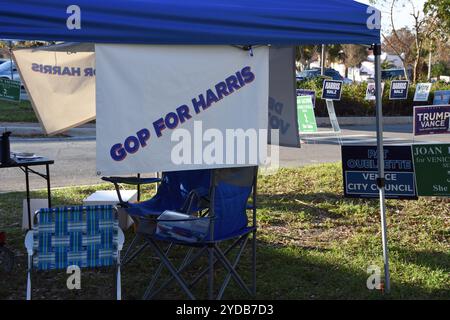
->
[[142, 166, 258, 300], [24, 205, 124, 300], [102, 170, 211, 266]]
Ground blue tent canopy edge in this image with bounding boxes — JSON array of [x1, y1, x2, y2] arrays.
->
[[0, 0, 380, 45]]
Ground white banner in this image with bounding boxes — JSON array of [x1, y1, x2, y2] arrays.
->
[[96, 45, 269, 175], [13, 44, 95, 135], [268, 46, 300, 147]]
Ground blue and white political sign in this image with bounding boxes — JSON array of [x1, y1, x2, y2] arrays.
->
[[297, 89, 316, 108], [342, 145, 417, 199], [389, 80, 409, 100], [96, 45, 269, 175], [414, 105, 450, 136], [414, 83, 432, 102], [433, 90, 450, 105], [365, 82, 385, 101], [321, 80, 343, 101]]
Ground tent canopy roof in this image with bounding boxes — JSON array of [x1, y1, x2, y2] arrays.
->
[[1, 0, 380, 45]]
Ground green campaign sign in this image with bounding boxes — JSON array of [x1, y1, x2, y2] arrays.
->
[[0, 78, 21, 102], [413, 144, 450, 197], [297, 95, 317, 133]]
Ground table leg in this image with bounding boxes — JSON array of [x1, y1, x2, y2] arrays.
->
[[46, 164, 52, 208], [137, 173, 141, 202], [25, 167, 32, 230]]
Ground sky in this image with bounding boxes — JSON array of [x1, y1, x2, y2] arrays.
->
[[356, 0, 427, 31]]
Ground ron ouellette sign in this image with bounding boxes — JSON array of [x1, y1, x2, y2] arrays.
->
[[342, 145, 417, 199], [413, 105, 450, 136]]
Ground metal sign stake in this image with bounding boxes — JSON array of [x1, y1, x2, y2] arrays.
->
[[374, 43, 390, 293]]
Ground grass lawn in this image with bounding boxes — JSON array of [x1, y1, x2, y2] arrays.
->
[[0, 163, 448, 300], [0, 99, 37, 123]]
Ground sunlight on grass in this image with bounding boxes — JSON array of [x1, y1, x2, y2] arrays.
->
[[0, 163, 448, 299]]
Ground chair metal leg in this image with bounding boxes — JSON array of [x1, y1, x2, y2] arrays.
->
[[208, 246, 214, 300], [117, 252, 122, 300], [122, 234, 148, 266], [189, 236, 243, 289], [214, 245, 252, 296], [145, 246, 206, 300], [145, 237, 196, 300], [26, 255, 32, 300], [252, 229, 257, 296], [143, 243, 174, 300], [217, 237, 248, 300]]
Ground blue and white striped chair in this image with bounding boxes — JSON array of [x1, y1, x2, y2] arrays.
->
[[24, 205, 124, 300]]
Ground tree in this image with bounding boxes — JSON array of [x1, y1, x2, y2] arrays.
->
[[369, 0, 448, 83], [382, 27, 416, 77], [296, 45, 319, 70], [341, 45, 368, 79]]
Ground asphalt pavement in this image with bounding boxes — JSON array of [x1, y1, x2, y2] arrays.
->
[[1, 124, 449, 192]]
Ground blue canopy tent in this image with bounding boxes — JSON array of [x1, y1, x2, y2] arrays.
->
[[0, 0, 390, 293]]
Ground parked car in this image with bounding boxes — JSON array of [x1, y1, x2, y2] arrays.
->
[[297, 67, 352, 84], [381, 68, 411, 80], [0, 58, 7, 65], [0, 60, 20, 82]]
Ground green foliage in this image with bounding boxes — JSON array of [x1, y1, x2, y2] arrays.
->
[[1, 164, 448, 299], [298, 79, 450, 117], [0, 99, 37, 122]]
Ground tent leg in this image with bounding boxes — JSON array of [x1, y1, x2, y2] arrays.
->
[[374, 43, 390, 294]]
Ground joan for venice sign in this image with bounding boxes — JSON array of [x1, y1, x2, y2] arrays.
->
[[342, 145, 417, 199], [0, 78, 21, 102], [413, 105, 450, 136], [389, 80, 409, 100], [413, 144, 450, 197], [321, 80, 342, 101]]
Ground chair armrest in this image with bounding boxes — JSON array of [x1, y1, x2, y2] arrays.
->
[[117, 228, 125, 251], [24, 231, 34, 256], [102, 176, 161, 185]]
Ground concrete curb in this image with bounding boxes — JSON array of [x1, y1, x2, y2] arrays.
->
[[316, 116, 412, 126], [2, 117, 413, 139], [0, 123, 96, 138]]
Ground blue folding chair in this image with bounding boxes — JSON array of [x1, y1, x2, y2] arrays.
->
[[24, 205, 124, 300], [142, 166, 258, 300], [102, 170, 211, 266]]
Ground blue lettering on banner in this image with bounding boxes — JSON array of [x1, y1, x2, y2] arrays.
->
[[341, 145, 417, 200], [110, 66, 256, 161], [268, 97, 290, 135], [31, 63, 95, 77]]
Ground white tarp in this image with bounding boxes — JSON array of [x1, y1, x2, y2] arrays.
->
[[13, 44, 95, 135], [96, 45, 269, 175]]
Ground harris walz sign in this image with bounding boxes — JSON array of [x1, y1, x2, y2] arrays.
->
[[321, 80, 342, 100], [342, 145, 417, 199], [389, 80, 409, 100]]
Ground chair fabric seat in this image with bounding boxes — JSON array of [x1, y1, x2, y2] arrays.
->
[[153, 226, 256, 246], [124, 170, 211, 218], [32, 205, 119, 270]]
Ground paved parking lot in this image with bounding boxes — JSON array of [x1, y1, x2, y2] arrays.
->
[[1, 124, 449, 192]]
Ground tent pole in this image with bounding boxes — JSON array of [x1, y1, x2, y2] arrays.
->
[[321, 45, 326, 75], [373, 43, 390, 294]]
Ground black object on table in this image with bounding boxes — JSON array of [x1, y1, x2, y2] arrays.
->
[[0, 157, 54, 230]]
